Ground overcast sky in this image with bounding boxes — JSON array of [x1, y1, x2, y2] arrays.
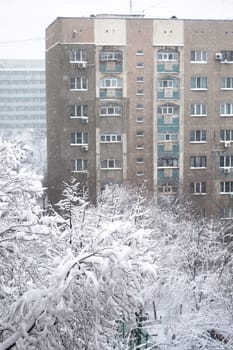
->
[[1, 0, 233, 59]]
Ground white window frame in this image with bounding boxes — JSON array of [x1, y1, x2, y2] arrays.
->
[[136, 62, 144, 68], [71, 159, 88, 172], [70, 77, 88, 91], [101, 159, 122, 169], [99, 51, 122, 61], [190, 77, 208, 90], [136, 50, 144, 56], [70, 104, 88, 118], [136, 116, 144, 123], [220, 103, 233, 116], [136, 144, 144, 150], [221, 77, 233, 90], [136, 89, 144, 95], [220, 130, 233, 142], [158, 78, 178, 89], [221, 207, 233, 219], [100, 133, 122, 143], [158, 104, 178, 115], [190, 103, 207, 117], [136, 170, 144, 176], [158, 158, 178, 168], [158, 132, 178, 142], [100, 76, 122, 88], [136, 104, 144, 110], [136, 76, 144, 83], [190, 156, 207, 169], [136, 130, 144, 137], [190, 182, 207, 195], [190, 130, 207, 143], [136, 157, 144, 164], [157, 51, 178, 61], [70, 132, 88, 145], [220, 155, 233, 168], [70, 49, 87, 63], [190, 50, 207, 63], [220, 181, 233, 194], [100, 104, 122, 116]]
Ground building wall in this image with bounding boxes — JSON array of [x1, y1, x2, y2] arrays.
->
[[46, 16, 233, 219]]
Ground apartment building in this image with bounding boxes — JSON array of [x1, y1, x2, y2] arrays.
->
[[46, 15, 233, 219]]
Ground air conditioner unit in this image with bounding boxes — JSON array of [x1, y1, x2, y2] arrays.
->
[[77, 62, 87, 68], [215, 52, 222, 60], [81, 118, 89, 124], [81, 145, 88, 151], [224, 142, 231, 148], [224, 168, 231, 174], [229, 193, 233, 199]]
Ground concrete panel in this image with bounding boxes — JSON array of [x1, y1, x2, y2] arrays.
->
[[153, 19, 184, 46], [95, 19, 126, 45]]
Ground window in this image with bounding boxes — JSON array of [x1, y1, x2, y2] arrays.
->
[[190, 50, 207, 62], [158, 132, 178, 142], [136, 130, 144, 137], [136, 144, 144, 150], [100, 76, 122, 88], [190, 103, 207, 116], [100, 133, 122, 142], [220, 155, 233, 168], [158, 78, 178, 89], [70, 77, 88, 90], [220, 181, 233, 193], [136, 157, 144, 163], [221, 77, 233, 89], [158, 104, 178, 115], [221, 51, 233, 62], [101, 159, 121, 169], [70, 49, 87, 62], [136, 76, 144, 83], [136, 62, 144, 68], [136, 116, 144, 123], [99, 51, 122, 61], [190, 130, 207, 143], [70, 105, 88, 118], [136, 104, 144, 110], [190, 156, 207, 168], [136, 89, 144, 95], [220, 103, 233, 116], [136, 170, 144, 176], [100, 104, 122, 116], [220, 130, 233, 141], [191, 77, 208, 90], [70, 132, 88, 145], [221, 207, 233, 219], [136, 50, 144, 55], [71, 159, 88, 172], [158, 158, 178, 167], [157, 51, 178, 61], [190, 182, 207, 194]]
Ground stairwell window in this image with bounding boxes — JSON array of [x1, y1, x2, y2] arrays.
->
[[70, 77, 88, 90], [191, 77, 208, 90]]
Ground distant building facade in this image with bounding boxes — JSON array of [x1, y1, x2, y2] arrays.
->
[[0, 59, 46, 129], [46, 15, 233, 219]]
